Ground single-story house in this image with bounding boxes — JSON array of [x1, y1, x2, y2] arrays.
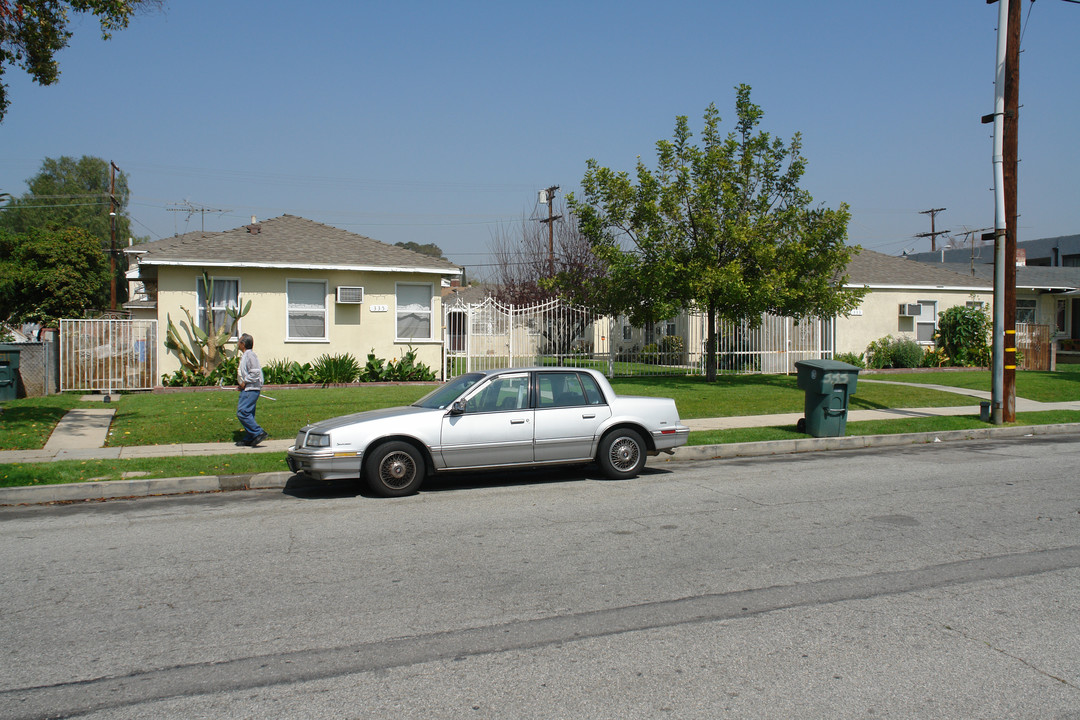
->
[[836, 249, 994, 357], [125, 215, 461, 381], [906, 235, 1080, 342]]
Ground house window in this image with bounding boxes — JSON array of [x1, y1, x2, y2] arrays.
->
[[1016, 299, 1037, 325], [1057, 299, 1067, 333], [286, 280, 328, 340], [397, 283, 433, 340], [916, 300, 937, 344], [196, 277, 239, 339], [622, 324, 632, 341]]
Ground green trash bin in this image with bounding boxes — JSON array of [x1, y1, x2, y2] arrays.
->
[[795, 358, 860, 437], [0, 344, 21, 401]]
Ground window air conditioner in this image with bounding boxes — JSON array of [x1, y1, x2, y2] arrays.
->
[[898, 303, 922, 318], [336, 286, 364, 304]]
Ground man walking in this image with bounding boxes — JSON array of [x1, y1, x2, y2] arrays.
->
[[236, 333, 268, 447]]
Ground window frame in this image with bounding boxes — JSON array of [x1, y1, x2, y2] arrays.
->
[[395, 282, 434, 341], [195, 275, 241, 342], [285, 279, 329, 342], [1016, 298, 1037, 325], [915, 300, 938, 345]]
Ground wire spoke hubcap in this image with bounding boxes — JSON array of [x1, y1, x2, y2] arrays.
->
[[380, 452, 416, 488], [609, 437, 640, 471]]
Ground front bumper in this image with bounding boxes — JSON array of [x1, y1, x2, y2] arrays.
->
[[286, 446, 363, 481]]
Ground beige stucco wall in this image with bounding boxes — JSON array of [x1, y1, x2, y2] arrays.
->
[[155, 266, 447, 382], [835, 287, 994, 357]]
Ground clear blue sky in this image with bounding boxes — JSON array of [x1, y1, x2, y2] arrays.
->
[[1, 0, 1077, 277]]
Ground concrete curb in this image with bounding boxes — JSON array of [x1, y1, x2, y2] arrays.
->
[[0, 472, 293, 506], [660, 421, 1080, 463], [3, 422, 1078, 506]]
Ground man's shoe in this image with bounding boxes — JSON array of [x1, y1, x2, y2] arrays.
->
[[249, 432, 269, 448], [235, 439, 250, 447]]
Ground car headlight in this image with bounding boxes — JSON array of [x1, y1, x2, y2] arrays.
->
[[306, 433, 330, 448]]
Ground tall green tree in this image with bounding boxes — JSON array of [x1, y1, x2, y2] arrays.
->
[[0, 226, 110, 324], [566, 85, 866, 380], [394, 241, 447, 259], [0, 0, 159, 122], [0, 155, 138, 303]]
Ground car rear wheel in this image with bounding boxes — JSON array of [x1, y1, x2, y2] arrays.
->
[[598, 428, 646, 479], [364, 441, 425, 497]]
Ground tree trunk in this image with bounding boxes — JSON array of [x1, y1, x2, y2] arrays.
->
[[705, 304, 718, 382]]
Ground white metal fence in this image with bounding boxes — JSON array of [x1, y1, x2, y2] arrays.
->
[[443, 297, 833, 378], [60, 319, 158, 391]]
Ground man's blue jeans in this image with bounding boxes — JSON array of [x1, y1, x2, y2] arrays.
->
[[237, 390, 264, 442]]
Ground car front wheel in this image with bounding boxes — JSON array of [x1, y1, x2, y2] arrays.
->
[[598, 428, 646, 480], [364, 441, 425, 497]]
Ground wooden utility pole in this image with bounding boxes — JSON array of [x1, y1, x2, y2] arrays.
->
[[916, 207, 948, 251], [537, 185, 561, 276], [1002, 0, 1020, 422]]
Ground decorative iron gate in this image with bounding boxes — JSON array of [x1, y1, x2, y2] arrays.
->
[[60, 319, 158, 391], [443, 297, 833, 378]]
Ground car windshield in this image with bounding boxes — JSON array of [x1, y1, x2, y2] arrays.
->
[[412, 373, 485, 409]]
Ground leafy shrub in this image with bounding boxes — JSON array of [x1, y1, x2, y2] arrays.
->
[[360, 351, 387, 381], [359, 348, 436, 382], [161, 355, 240, 387], [385, 347, 436, 381], [865, 335, 926, 369], [162, 349, 434, 387], [264, 359, 315, 384], [865, 335, 895, 369], [660, 334, 685, 363], [891, 338, 925, 368], [312, 353, 361, 384], [922, 347, 949, 368], [833, 351, 865, 368], [641, 342, 660, 365], [936, 304, 991, 367]]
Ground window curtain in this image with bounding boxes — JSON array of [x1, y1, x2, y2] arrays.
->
[[197, 279, 239, 333], [288, 281, 326, 338], [397, 285, 431, 339]]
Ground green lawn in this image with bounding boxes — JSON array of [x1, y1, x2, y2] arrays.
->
[[0, 395, 106, 450], [0, 452, 285, 488], [106, 385, 436, 447], [859, 364, 1080, 404]]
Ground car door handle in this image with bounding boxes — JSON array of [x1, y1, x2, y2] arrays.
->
[[582, 414, 596, 419], [510, 419, 526, 425]]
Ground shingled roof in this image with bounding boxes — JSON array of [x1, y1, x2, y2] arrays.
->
[[841, 248, 991, 290], [131, 214, 460, 274], [931, 262, 1080, 292]]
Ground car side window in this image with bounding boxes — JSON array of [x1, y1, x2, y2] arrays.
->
[[579, 373, 605, 405], [537, 372, 586, 408], [470, 375, 530, 412]]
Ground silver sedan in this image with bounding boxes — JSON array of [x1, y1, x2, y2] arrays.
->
[[286, 367, 689, 496]]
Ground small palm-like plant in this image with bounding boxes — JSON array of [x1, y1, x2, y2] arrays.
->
[[164, 272, 251, 377]]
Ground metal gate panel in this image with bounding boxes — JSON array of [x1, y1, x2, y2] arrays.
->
[[60, 319, 158, 391]]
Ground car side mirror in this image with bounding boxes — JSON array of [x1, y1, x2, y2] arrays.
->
[[449, 400, 466, 416]]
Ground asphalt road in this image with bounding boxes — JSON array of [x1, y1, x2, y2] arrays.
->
[[1, 436, 1078, 719]]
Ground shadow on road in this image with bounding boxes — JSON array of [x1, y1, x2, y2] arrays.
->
[[281, 464, 672, 500]]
